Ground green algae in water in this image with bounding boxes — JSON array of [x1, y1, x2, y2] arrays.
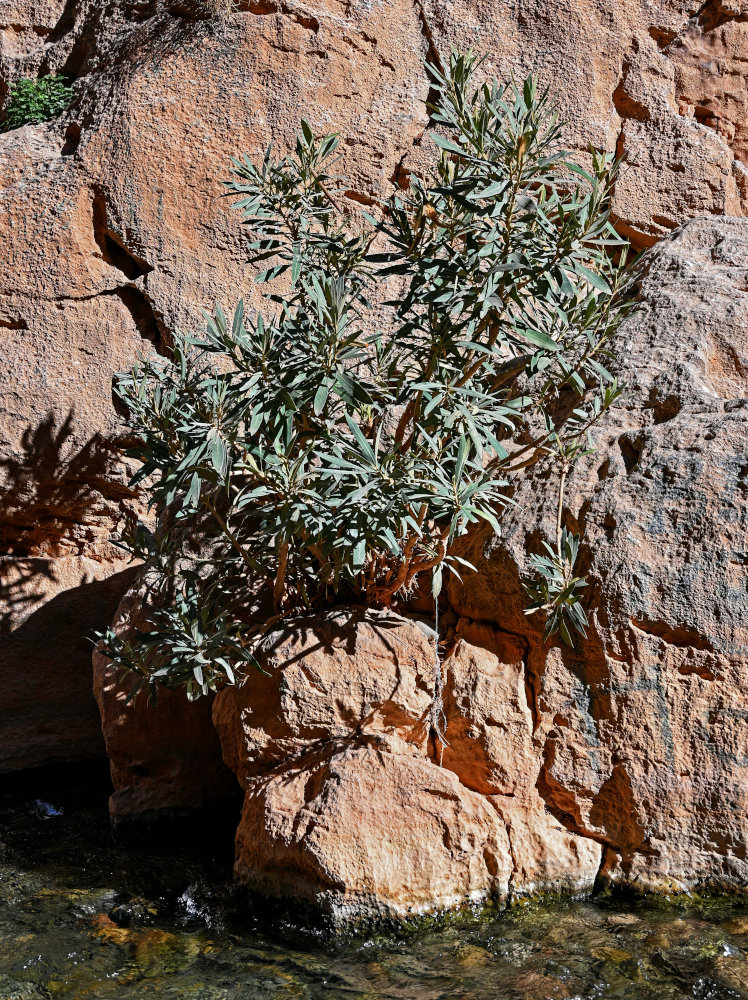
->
[[1, 769, 748, 999]]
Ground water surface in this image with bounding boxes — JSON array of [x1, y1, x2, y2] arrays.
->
[[1, 767, 747, 999]]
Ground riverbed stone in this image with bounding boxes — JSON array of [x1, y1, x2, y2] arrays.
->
[[0, 976, 49, 1000]]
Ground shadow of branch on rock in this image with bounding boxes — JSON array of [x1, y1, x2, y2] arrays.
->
[[0, 410, 131, 557], [0, 409, 135, 632]]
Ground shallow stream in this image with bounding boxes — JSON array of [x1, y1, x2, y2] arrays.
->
[[1, 766, 748, 999]]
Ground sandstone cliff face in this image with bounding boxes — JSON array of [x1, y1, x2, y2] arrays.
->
[[2, 0, 747, 911], [611, 8, 748, 246], [450, 216, 748, 894], [2, 0, 747, 769]]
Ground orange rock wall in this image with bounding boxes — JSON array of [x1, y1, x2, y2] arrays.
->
[[449, 217, 748, 895], [1, 1, 746, 784]]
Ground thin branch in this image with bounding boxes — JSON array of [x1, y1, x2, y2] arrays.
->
[[274, 540, 289, 611], [556, 458, 568, 556], [204, 496, 259, 573]]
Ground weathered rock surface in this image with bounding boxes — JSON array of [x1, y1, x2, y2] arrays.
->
[[212, 607, 600, 920], [209, 218, 747, 918], [2, 0, 747, 770], [450, 216, 748, 894], [2, 0, 748, 914], [611, 15, 748, 247], [0, 122, 153, 770], [441, 622, 603, 896], [92, 583, 240, 827]]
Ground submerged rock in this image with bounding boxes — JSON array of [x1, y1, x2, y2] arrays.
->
[[108, 896, 158, 927], [0, 976, 49, 1000]]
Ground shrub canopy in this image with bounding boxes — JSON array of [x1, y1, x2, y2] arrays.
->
[[103, 52, 630, 700]]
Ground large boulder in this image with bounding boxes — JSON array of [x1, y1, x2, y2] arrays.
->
[[449, 216, 748, 893], [92, 581, 240, 828], [2, 0, 748, 771], [212, 607, 600, 922]]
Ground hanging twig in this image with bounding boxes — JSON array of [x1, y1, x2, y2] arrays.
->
[[429, 592, 449, 761], [556, 457, 569, 557]]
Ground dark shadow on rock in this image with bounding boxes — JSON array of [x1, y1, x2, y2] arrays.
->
[[0, 409, 130, 564], [0, 566, 139, 772], [0, 408, 137, 772], [257, 605, 411, 669]]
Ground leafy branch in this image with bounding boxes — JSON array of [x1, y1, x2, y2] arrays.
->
[[100, 50, 632, 697]]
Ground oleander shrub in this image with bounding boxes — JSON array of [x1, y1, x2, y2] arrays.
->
[[101, 51, 631, 704]]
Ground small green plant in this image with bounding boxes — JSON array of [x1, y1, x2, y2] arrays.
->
[[101, 51, 631, 703], [1, 75, 73, 132], [523, 437, 595, 645]]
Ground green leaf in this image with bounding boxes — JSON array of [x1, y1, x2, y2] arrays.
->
[[575, 263, 612, 295], [352, 537, 367, 570], [184, 473, 201, 509], [429, 133, 465, 155], [313, 381, 330, 416], [515, 327, 560, 351], [344, 414, 376, 464], [211, 436, 227, 476], [476, 180, 509, 199], [291, 244, 302, 286]]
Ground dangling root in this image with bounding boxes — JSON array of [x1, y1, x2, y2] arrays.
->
[[429, 596, 449, 764]]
